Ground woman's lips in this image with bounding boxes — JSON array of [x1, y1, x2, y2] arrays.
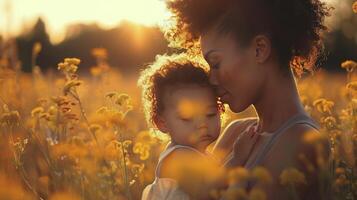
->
[[219, 92, 229, 103]]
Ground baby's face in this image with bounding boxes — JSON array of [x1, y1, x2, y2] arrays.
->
[[159, 85, 221, 151]]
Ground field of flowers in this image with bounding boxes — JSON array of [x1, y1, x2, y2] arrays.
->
[[0, 3, 357, 199]]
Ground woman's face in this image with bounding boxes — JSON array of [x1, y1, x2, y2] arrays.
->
[[200, 29, 267, 113]]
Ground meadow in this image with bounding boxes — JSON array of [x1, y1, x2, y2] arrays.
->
[[0, 3, 357, 199]]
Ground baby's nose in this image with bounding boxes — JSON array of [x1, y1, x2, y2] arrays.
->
[[195, 116, 208, 129]]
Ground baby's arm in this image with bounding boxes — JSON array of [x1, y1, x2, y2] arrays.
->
[[160, 149, 224, 199]]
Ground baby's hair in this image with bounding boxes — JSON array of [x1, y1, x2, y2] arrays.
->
[[166, 0, 332, 75], [138, 54, 223, 128]]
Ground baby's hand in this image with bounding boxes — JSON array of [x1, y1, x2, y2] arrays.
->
[[230, 125, 259, 166]]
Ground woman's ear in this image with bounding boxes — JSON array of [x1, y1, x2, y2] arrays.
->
[[253, 35, 271, 64], [154, 115, 169, 133]]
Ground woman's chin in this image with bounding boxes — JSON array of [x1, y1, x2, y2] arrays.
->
[[228, 101, 249, 113]]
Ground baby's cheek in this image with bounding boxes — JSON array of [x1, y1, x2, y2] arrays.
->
[[213, 122, 221, 139]]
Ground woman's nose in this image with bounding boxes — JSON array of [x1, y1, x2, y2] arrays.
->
[[209, 70, 219, 85]]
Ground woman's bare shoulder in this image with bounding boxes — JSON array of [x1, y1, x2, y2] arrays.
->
[[212, 117, 257, 158], [262, 123, 327, 176], [261, 124, 328, 200]]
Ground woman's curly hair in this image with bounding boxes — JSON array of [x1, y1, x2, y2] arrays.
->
[[138, 54, 223, 128], [165, 0, 333, 75]]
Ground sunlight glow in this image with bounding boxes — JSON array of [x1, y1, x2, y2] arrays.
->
[[0, 0, 170, 43]]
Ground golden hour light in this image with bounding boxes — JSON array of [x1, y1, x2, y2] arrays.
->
[[0, 0, 170, 43], [0, 0, 357, 200]]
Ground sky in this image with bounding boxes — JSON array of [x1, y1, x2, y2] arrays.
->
[[0, 0, 347, 44], [0, 0, 171, 43]]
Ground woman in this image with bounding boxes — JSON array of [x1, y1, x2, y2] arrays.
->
[[165, 0, 332, 199]]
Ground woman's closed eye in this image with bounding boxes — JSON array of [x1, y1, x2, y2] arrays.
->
[[211, 62, 220, 69]]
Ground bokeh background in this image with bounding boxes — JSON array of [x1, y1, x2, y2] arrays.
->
[[0, 0, 356, 74], [0, 0, 357, 200]]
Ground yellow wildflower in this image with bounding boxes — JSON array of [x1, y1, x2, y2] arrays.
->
[[249, 188, 266, 200], [303, 131, 325, 144], [352, 98, 357, 107], [39, 113, 50, 121], [105, 91, 118, 99], [280, 168, 307, 186], [91, 48, 108, 59], [90, 66, 102, 76], [133, 142, 150, 160], [104, 140, 123, 160], [37, 98, 48, 107], [2, 104, 9, 112], [67, 64, 78, 74], [31, 106, 44, 117], [0, 110, 20, 126], [222, 187, 248, 200], [313, 98, 334, 114], [353, 1, 357, 13], [228, 167, 250, 185], [69, 136, 85, 146], [89, 124, 102, 134], [109, 111, 125, 125], [64, 58, 81, 66], [115, 93, 131, 106], [123, 140, 132, 149], [57, 58, 80, 74], [57, 62, 67, 70], [48, 106, 57, 115], [131, 163, 145, 175], [252, 167, 272, 184], [341, 60, 357, 72], [96, 106, 109, 114], [63, 80, 83, 95], [323, 116, 337, 129], [346, 81, 357, 92]]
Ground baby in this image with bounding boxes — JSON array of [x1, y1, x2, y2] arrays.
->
[[138, 54, 258, 200]]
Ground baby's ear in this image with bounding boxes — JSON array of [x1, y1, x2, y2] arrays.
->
[[154, 115, 169, 133]]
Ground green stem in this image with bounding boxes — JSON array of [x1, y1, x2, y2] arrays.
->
[[288, 184, 299, 200], [115, 126, 132, 200], [70, 90, 98, 144], [8, 125, 40, 198]]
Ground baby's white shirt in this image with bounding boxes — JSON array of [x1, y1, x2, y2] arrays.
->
[[141, 143, 208, 200]]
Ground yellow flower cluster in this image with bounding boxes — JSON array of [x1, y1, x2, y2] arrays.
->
[[341, 60, 357, 72], [353, 1, 357, 14], [280, 168, 307, 186], [57, 58, 80, 74], [0, 109, 20, 126], [313, 98, 334, 114]]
